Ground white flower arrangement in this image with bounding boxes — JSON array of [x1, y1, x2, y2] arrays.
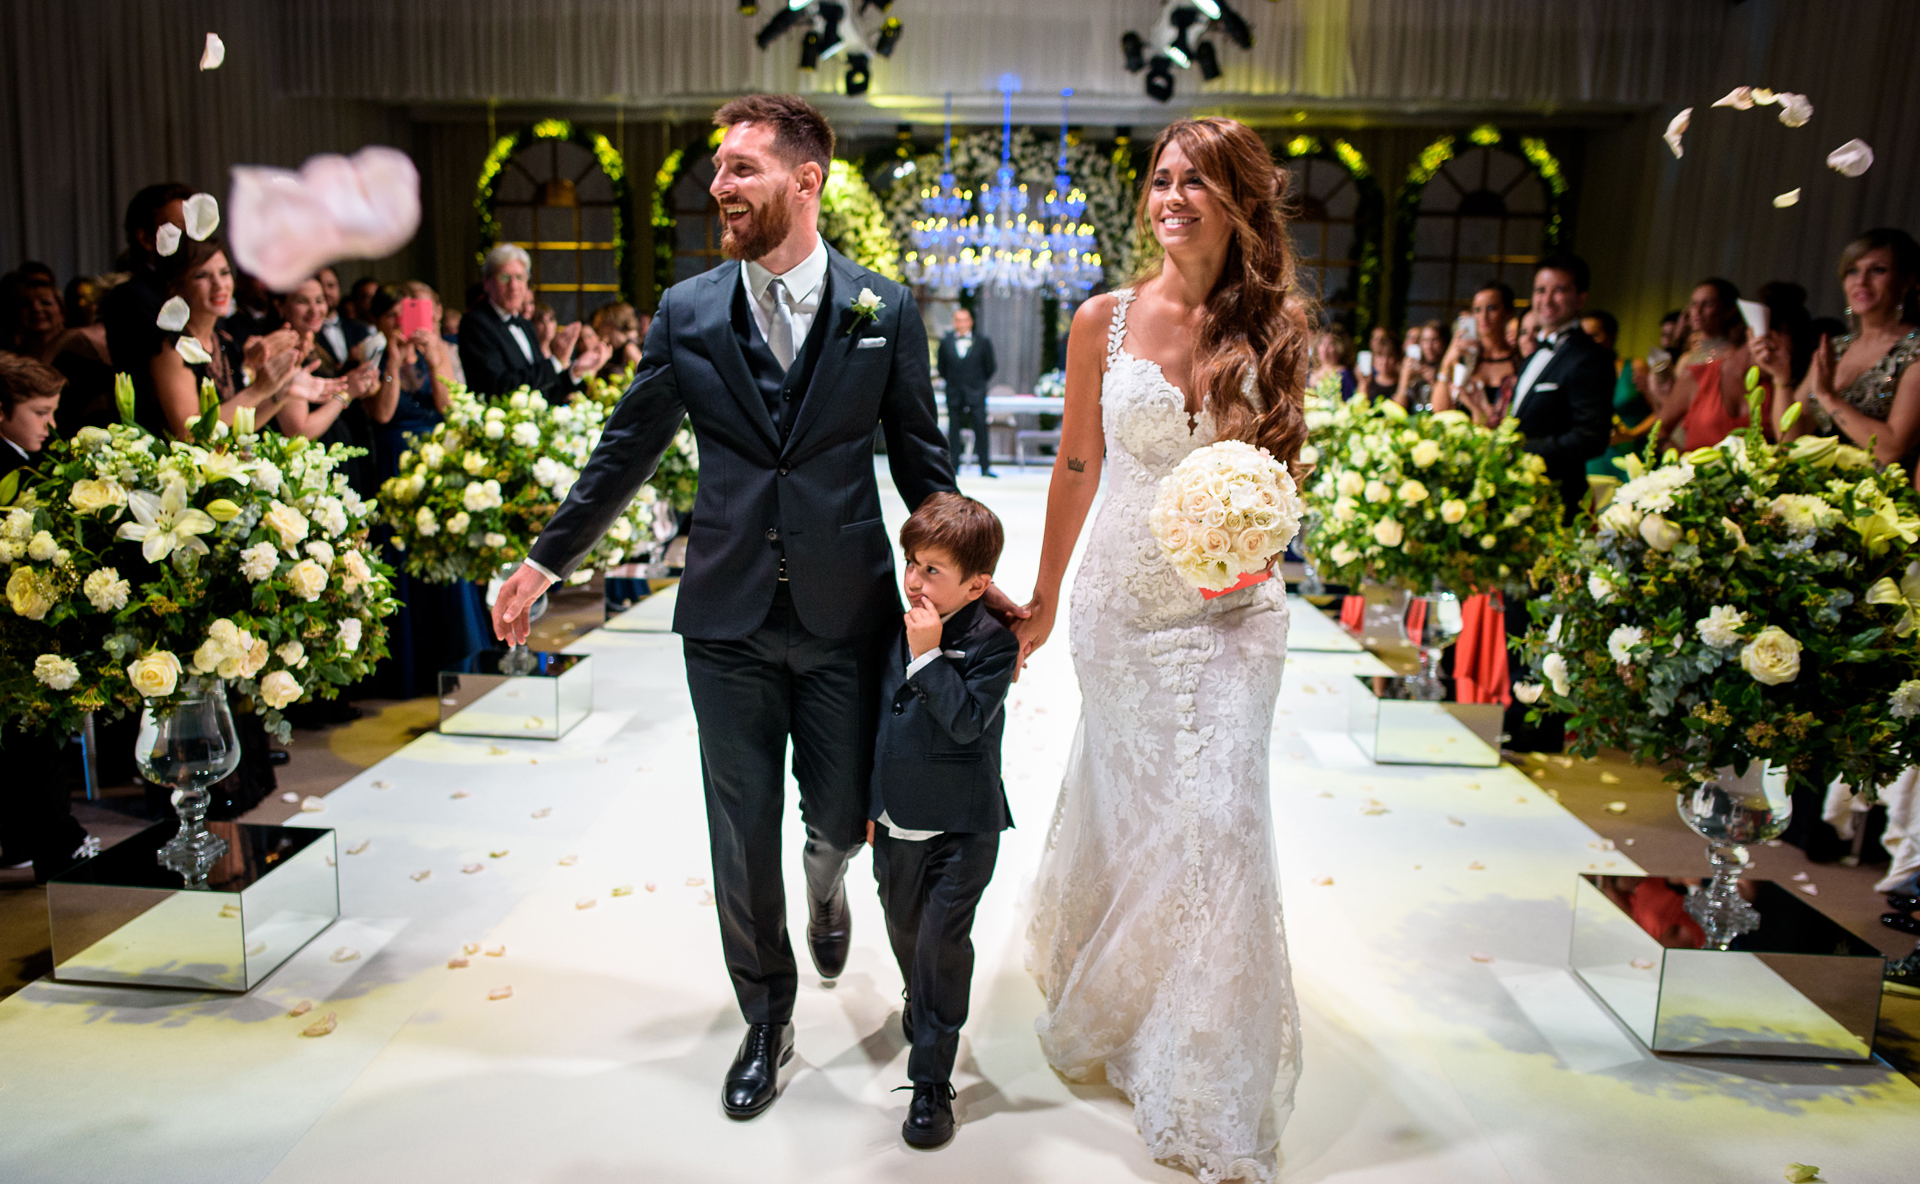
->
[[1148, 440, 1303, 593]]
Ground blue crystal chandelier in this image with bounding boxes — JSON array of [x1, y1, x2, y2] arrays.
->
[[903, 94, 975, 291], [1037, 88, 1103, 302], [962, 82, 1046, 294]]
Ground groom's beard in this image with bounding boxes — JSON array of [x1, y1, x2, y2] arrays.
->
[[719, 191, 795, 263]]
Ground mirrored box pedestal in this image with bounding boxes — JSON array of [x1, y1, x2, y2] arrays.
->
[[1569, 873, 1885, 1060], [1348, 674, 1502, 767], [439, 650, 593, 739], [48, 822, 338, 992]]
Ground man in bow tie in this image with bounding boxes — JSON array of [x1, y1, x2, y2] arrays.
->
[[937, 307, 998, 477], [1504, 252, 1613, 519], [458, 245, 609, 398]]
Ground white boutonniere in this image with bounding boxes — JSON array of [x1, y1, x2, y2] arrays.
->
[[849, 287, 884, 329]]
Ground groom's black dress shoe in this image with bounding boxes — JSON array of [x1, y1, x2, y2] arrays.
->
[[722, 1022, 794, 1119], [806, 875, 852, 980], [1883, 911, 1920, 937], [1888, 892, 1920, 912], [900, 1081, 957, 1148]]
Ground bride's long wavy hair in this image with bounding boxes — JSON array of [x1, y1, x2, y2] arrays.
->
[[1130, 117, 1312, 471]]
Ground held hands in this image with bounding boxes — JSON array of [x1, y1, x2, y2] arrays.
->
[[1008, 592, 1056, 678], [491, 563, 555, 647], [904, 595, 943, 662], [979, 581, 1036, 681]]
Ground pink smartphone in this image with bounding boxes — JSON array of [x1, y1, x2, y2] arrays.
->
[[398, 297, 435, 337]]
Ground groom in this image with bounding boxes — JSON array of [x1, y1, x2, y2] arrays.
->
[[492, 95, 960, 1119]]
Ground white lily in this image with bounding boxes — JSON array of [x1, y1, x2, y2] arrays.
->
[[116, 478, 217, 563]]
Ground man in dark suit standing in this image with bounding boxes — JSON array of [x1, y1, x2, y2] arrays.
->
[[1507, 252, 1613, 520], [936, 307, 997, 477], [458, 244, 609, 398], [492, 95, 1019, 1121]]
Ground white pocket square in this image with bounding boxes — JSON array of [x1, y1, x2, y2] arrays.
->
[[1534, 382, 1559, 391], [855, 336, 887, 349]]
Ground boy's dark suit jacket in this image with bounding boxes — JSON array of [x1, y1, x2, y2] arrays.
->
[[870, 598, 1018, 835]]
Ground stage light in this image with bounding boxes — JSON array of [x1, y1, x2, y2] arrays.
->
[[817, 2, 846, 59], [1121, 31, 1146, 72], [1215, 0, 1253, 50], [859, 0, 893, 10], [799, 28, 822, 69], [844, 51, 871, 94], [1145, 55, 1175, 102], [738, 0, 759, 15], [874, 15, 902, 56], [755, 6, 806, 49], [1195, 40, 1221, 80], [1191, 0, 1222, 16], [1168, 5, 1200, 67]]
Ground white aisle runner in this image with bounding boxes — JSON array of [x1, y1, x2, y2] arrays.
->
[[1, 463, 1916, 1183]]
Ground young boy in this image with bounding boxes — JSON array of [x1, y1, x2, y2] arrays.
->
[[869, 491, 1017, 1149], [0, 353, 63, 480]]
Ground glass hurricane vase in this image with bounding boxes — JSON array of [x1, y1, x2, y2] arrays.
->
[[485, 562, 550, 676], [1401, 583, 1464, 700], [137, 676, 242, 888], [1676, 762, 1793, 948]]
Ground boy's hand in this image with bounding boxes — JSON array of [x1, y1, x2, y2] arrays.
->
[[865, 820, 875, 846], [905, 595, 942, 661]]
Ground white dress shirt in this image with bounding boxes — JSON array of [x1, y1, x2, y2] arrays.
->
[[741, 236, 828, 359], [1508, 323, 1578, 420], [3, 437, 28, 464], [954, 334, 972, 359], [492, 302, 566, 373], [319, 316, 348, 366]]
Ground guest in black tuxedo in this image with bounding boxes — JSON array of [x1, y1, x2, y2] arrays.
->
[[492, 95, 1016, 1121], [458, 244, 609, 399], [1506, 252, 1613, 519], [868, 493, 1016, 1148], [936, 307, 997, 476]]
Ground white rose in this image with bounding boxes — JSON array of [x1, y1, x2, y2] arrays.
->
[[1335, 471, 1365, 498], [262, 500, 310, 551], [483, 532, 507, 547], [26, 531, 57, 561], [277, 640, 307, 668], [1331, 497, 1357, 523], [1639, 514, 1682, 551], [415, 507, 439, 537], [1364, 480, 1391, 504], [70, 478, 128, 515], [5, 508, 32, 540], [1512, 682, 1543, 705], [259, 670, 303, 710], [1598, 500, 1642, 534], [339, 617, 363, 653], [1372, 518, 1404, 547], [237, 636, 269, 680], [6, 568, 54, 619], [461, 482, 493, 512], [1607, 625, 1645, 664], [1440, 499, 1467, 525], [484, 419, 505, 440], [1329, 541, 1358, 566], [447, 511, 471, 535], [1739, 626, 1802, 685], [305, 539, 335, 568], [421, 442, 445, 470], [1588, 572, 1616, 604], [1891, 679, 1920, 720], [312, 496, 349, 537], [1395, 480, 1429, 505], [1695, 604, 1747, 648], [1542, 652, 1571, 697], [1410, 439, 1441, 468], [511, 421, 541, 448], [34, 654, 81, 691], [239, 542, 280, 582], [340, 549, 372, 595], [461, 452, 486, 476], [83, 567, 131, 611], [286, 558, 329, 601], [127, 651, 183, 698]]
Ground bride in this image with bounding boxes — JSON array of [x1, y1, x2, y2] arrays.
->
[[1014, 117, 1309, 1183]]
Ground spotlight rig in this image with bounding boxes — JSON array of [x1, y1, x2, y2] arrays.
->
[[1121, 0, 1252, 103], [748, 0, 902, 91]]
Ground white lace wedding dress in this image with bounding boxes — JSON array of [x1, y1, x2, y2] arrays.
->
[[1027, 290, 1301, 1183]]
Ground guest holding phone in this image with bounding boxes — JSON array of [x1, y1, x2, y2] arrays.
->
[[1433, 282, 1522, 425]]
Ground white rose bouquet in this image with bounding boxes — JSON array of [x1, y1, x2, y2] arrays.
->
[[0, 380, 397, 741], [1149, 440, 1303, 594], [1518, 379, 1920, 798], [380, 381, 688, 584], [1303, 397, 1565, 594]]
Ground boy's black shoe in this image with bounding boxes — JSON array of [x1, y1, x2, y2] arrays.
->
[[900, 1081, 957, 1148]]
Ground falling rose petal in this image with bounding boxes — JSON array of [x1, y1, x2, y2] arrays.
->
[[199, 33, 225, 71], [1664, 108, 1691, 159], [610, 885, 634, 897], [371, 780, 390, 789], [484, 945, 505, 957], [1792, 872, 1809, 882], [1446, 816, 1466, 827], [1469, 951, 1495, 963], [1599, 772, 1621, 785], [1773, 188, 1802, 208], [1712, 86, 1755, 110], [644, 882, 657, 893], [157, 296, 190, 332], [488, 986, 514, 1001], [1361, 801, 1389, 816], [280, 791, 300, 804], [1631, 957, 1655, 970], [329, 947, 360, 963], [575, 897, 597, 910], [447, 957, 469, 969], [686, 876, 706, 887], [1310, 876, 1334, 887], [1752, 87, 1778, 104], [489, 849, 509, 859], [300, 795, 326, 813], [450, 790, 470, 799], [346, 840, 370, 855], [1801, 883, 1819, 896], [219, 903, 240, 918], [156, 223, 183, 257], [1784, 1165, 1820, 1183], [530, 808, 551, 819], [301, 1012, 337, 1037], [463, 942, 481, 955], [287, 1000, 313, 1017], [558, 854, 579, 867], [1827, 138, 1874, 178], [410, 869, 431, 881], [227, 146, 421, 292], [699, 890, 716, 906], [1604, 801, 1628, 814], [461, 863, 484, 875], [183, 193, 220, 241], [1467, 861, 1486, 870], [486, 745, 508, 756], [1314, 790, 1334, 799], [1777, 93, 1813, 128]]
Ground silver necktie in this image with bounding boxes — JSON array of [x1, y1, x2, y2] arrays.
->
[[766, 278, 796, 371]]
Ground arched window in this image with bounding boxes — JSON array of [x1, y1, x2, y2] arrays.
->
[[1396, 128, 1566, 330], [476, 120, 629, 323], [1277, 135, 1382, 336]]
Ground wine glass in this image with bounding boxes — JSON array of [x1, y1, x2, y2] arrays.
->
[[138, 676, 242, 888]]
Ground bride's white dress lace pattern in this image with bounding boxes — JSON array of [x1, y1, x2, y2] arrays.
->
[[1027, 290, 1301, 1183]]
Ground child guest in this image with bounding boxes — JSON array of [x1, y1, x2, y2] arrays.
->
[[869, 492, 1017, 1149], [0, 353, 62, 480]]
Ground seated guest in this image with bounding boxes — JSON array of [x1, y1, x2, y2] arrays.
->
[[1307, 326, 1357, 401], [344, 275, 381, 329], [591, 301, 646, 375], [1580, 309, 1654, 482], [367, 283, 461, 460], [1361, 325, 1401, 400], [460, 245, 608, 398], [1434, 281, 1522, 424], [2, 271, 66, 358], [1657, 277, 1750, 451], [271, 275, 380, 492], [440, 303, 463, 346], [100, 182, 194, 437], [530, 300, 558, 359], [64, 275, 102, 329], [0, 352, 61, 477], [1395, 319, 1449, 412]]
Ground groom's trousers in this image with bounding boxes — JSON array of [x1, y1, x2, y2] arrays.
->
[[683, 584, 881, 1025]]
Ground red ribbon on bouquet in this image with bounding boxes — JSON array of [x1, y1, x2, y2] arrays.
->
[[1199, 569, 1272, 601]]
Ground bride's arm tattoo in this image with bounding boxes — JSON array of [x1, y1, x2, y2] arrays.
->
[[1066, 456, 1086, 472]]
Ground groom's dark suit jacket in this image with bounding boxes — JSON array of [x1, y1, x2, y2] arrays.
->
[[528, 245, 955, 640]]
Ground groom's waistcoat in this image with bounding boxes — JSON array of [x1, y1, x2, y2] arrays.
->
[[733, 277, 830, 442], [526, 244, 957, 642]]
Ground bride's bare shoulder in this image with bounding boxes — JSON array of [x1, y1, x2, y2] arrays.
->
[[1072, 290, 1123, 336]]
